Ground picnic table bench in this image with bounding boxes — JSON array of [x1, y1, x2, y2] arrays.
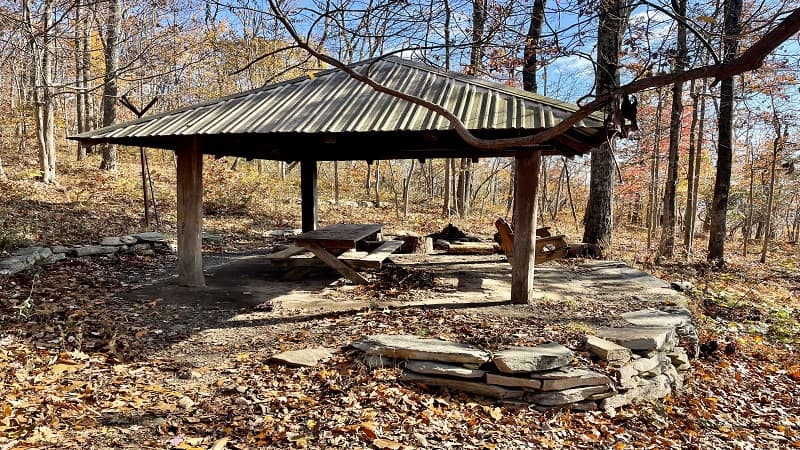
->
[[267, 223, 402, 284]]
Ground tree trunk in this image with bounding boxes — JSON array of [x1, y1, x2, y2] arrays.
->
[[684, 80, 699, 253], [657, 0, 688, 260], [761, 115, 785, 263], [582, 0, 632, 255], [686, 80, 706, 253], [402, 159, 416, 216], [100, 0, 121, 171], [708, 0, 743, 267], [443, 158, 452, 215], [469, 0, 486, 75], [374, 160, 381, 205], [27, 0, 56, 183], [75, 0, 87, 161], [523, 0, 546, 93], [647, 90, 664, 250], [334, 161, 340, 204]]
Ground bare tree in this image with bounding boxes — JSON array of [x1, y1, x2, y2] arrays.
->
[[707, 0, 744, 267], [657, 0, 688, 260], [582, 0, 633, 255], [100, 0, 121, 171]]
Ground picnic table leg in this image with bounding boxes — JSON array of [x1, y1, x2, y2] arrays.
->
[[300, 242, 369, 284]]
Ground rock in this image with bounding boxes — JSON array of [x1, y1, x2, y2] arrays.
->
[[363, 354, 397, 369], [595, 327, 675, 352], [667, 347, 690, 367], [528, 385, 611, 406], [621, 307, 692, 329], [433, 239, 451, 251], [662, 364, 684, 391], [676, 362, 691, 371], [177, 369, 202, 380], [609, 363, 639, 389], [570, 401, 599, 411], [631, 353, 663, 374], [40, 253, 66, 265], [131, 231, 166, 243], [584, 335, 632, 363], [101, 236, 135, 246], [0, 256, 32, 274], [531, 368, 612, 391], [401, 371, 524, 400], [201, 232, 223, 241], [485, 373, 542, 390], [73, 245, 119, 257], [353, 335, 490, 365], [269, 347, 334, 367], [670, 281, 694, 292], [493, 343, 574, 374], [177, 396, 195, 409], [12, 246, 52, 260], [50, 245, 73, 255], [406, 360, 485, 379], [622, 307, 698, 358], [603, 373, 672, 410]]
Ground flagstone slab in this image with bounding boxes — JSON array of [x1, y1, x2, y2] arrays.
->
[[493, 343, 573, 374], [353, 335, 490, 365], [406, 360, 485, 379]]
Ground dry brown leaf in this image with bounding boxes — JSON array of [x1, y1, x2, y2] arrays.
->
[[373, 438, 402, 449]]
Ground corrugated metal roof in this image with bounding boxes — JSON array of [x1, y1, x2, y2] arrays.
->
[[72, 56, 606, 157]]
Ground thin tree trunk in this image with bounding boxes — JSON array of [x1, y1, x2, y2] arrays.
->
[[684, 80, 699, 253], [708, 0, 743, 267], [657, 0, 688, 260], [402, 159, 416, 216], [374, 160, 381, 205], [100, 0, 121, 171], [27, 0, 56, 183], [75, 0, 87, 161], [687, 81, 706, 252], [761, 115, 785, 263], [647, 90, 664, 250], [334, 161, 340, 204], [443, 158, 452, 215]]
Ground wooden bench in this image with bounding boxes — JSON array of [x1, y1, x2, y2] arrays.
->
[[494, 218, 569, 266]]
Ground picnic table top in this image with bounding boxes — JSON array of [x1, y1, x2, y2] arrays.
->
[[295, 223, 382, 249]]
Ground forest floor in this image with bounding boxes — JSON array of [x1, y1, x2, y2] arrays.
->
[[1, 150, 799, 449]]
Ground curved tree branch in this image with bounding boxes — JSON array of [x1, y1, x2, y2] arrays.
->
[[268, 0, 800, 152]]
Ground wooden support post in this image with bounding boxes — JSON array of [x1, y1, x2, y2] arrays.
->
[[511, 150, 541, 304], [176, 139, 205, 287], [301, 160, 318, 232]]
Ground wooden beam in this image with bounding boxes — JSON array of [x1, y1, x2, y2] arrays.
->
[[300, 241, 369, 284], [176, 139, 205, 287], [511, 150, 541, 304], [300, 160, 318, 232]]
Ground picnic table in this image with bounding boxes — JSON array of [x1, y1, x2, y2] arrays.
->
[[269, 223, 402, 284]]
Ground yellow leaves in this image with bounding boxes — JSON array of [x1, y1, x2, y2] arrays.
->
[[614, 442, 626, 450], [697, 15, 717, 25], [373, 437, 402, 449], [488, 406, 502, 421], [50, 363, 80, 375]]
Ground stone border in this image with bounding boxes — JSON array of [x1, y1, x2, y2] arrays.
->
[[0, 232, 168, 275], [353, 307, 696, 413]]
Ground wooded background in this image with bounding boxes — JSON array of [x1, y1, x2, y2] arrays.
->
[[0, 0, 798, 263]]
